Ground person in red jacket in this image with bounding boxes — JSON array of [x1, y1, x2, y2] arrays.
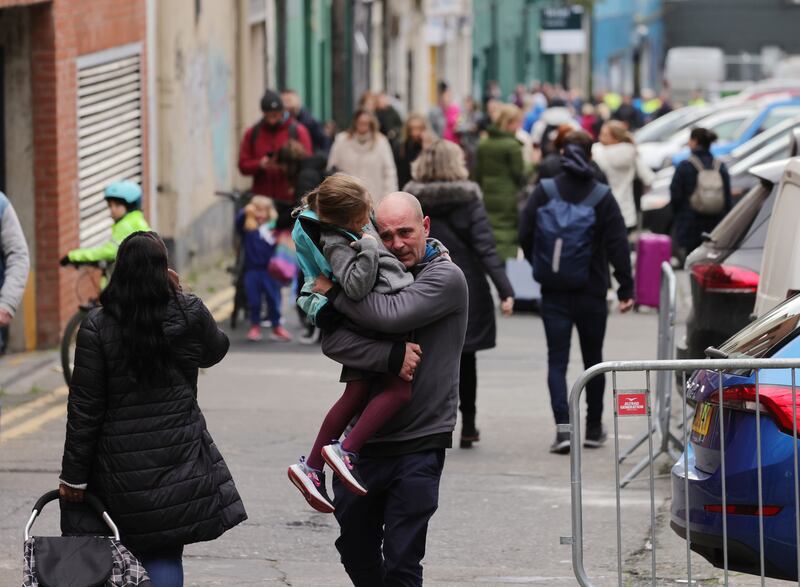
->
[[239, 89, 313, 228]]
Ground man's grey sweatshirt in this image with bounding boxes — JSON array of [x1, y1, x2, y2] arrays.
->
[[0, 200, 30, 317], [320, 222, 413, 301], [321, 255, 468, 453]]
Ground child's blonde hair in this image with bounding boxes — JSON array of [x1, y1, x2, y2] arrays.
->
[[244, 195, 278, 231], [302, 172, 373, 228]]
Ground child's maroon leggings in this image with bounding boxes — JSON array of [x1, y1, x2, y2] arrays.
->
[[306, 375, 412, 471]]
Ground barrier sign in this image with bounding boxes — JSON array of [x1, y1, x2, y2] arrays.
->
[[617, 392, 648, 416]]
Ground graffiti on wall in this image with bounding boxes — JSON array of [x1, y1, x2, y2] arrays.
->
[[207, 50, 232, 189], [174, 39, 233, 226]]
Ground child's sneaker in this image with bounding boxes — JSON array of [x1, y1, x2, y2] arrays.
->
[[321, 440, 368, 496], [287, 457, 335, 514], [246, 325, 262, 342], [270, 325, 293, 342]]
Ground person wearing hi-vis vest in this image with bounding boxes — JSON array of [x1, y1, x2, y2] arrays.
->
[[60, 181, 151, 268]]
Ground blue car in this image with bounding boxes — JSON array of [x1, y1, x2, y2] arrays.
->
[[671, 293, 800, 580], [672, 97, 800, 166]]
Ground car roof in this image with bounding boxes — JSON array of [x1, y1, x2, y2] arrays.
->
[[750, 157, 800, 183], [730, 115, 800, 159]]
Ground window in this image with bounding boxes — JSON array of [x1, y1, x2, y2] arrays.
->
[[711, 116, 749, 142], [76, 45, 143, 248], [721, 290, 800, 358], [761, 106, 800, 132]]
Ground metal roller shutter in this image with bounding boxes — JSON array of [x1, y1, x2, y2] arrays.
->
[[76, 46, 143, 248]]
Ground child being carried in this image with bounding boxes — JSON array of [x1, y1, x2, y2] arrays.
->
[[287, 173, 430, 513]]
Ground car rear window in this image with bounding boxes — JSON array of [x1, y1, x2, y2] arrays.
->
[[706, 184, 772, 251], [720, 294, 800, 358]]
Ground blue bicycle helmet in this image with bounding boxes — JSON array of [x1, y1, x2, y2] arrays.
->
[[104, 180, 142, 205]]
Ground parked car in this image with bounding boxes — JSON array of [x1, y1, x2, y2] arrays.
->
[[639, 105, 756, 172], [671, 292, 800, 580], [640, 120, 800, 235], [676, 159, 790, 360], [726, 129, 795, 198], [672, 97, 800, 166], [755, 155, 800, 318], [636, 105, 713, 170]]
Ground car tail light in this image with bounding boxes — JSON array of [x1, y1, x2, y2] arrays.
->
[[691, 263, 759, 294], [710, 384, 800, 434], [704, 504, 782, 516]]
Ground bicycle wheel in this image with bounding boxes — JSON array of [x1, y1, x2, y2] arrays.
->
[[60, 309, 87, 386]]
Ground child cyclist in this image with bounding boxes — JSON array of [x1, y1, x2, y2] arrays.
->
[[287, 173, 430, 513], [236, 195, 292, 342], [60, 181, 150, 266]]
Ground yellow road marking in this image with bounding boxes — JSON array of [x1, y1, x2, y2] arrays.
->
[[204, 287, 235, 313], [0, 402, 67, 443], [0, 386, 68, 428], [212, 301, 234, 323]]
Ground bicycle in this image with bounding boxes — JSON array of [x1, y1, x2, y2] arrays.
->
[[215, 189, 252, 329], [60, 261, 109, 386]]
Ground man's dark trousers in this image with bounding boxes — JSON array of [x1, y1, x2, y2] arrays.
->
[[333, 449, 445, 587], [541, 291, 608, 426]]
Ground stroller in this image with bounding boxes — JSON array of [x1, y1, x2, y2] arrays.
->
[[23, 490, 151, 587]]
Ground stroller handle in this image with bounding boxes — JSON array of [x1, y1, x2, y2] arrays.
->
[[25, 490, 120, 542]]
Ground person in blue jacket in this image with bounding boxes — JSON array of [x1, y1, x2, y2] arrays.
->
[[236, 195, 292, 343]]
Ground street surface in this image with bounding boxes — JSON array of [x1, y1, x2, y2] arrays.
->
[[0, 286, 760, 585]]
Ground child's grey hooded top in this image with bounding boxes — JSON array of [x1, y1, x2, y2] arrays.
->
[[320, 221, 413, 300], [321, 253, 468, 454]]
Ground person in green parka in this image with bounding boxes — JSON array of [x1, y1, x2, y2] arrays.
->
[[474, 104, 528, 259], [60, 180, 151, 267]]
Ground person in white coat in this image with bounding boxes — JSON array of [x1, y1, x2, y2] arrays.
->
[[592, 121, 655, 231], [327, 109, 398, 202]]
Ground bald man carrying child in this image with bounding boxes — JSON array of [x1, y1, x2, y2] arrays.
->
[[314, 192, 469, 587]]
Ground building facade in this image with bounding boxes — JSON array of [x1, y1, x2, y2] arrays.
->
[[472, 0, 559, 102], [0, 0, 149, 349], [155, 0, 273, 271], [0, 0, 476, 351], [592, 0, 664, 96]]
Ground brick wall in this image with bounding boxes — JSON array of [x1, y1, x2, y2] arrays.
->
[[25, 0, 147, 346]]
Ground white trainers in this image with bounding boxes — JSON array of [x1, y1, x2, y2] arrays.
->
[[321, 441, 368, 496]]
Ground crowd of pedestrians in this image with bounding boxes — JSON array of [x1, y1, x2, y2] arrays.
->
[[45, 78, 737, 587]]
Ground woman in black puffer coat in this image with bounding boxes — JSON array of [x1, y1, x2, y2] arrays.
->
[[59, 232, 246, 586], [405, 140, 515, 448]]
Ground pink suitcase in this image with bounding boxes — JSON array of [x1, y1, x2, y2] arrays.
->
[[635, 233, 672, 308]]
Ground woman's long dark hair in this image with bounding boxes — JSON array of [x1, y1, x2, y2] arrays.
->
[[99, 232, 178, 381]]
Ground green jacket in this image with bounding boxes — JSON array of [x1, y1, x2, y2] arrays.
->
[[68, 210, 151, 263], [474, 127, 527, 259]]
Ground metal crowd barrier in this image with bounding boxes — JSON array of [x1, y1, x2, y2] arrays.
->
[[617, 262, 683, 488], [565, 357, 800, 586]]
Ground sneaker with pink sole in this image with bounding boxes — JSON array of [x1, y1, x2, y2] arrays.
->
[[246, 325, 262, 342], [270, 325, 293, 342]]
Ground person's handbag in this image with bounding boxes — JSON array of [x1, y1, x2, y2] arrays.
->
[[268, 244, 297, 285]]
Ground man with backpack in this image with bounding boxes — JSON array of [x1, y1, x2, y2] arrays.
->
[[238, 89, 313, 228], [281, 88, 330, 155], [670, 127, 732, 264], [519, 130, 634, 454]]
